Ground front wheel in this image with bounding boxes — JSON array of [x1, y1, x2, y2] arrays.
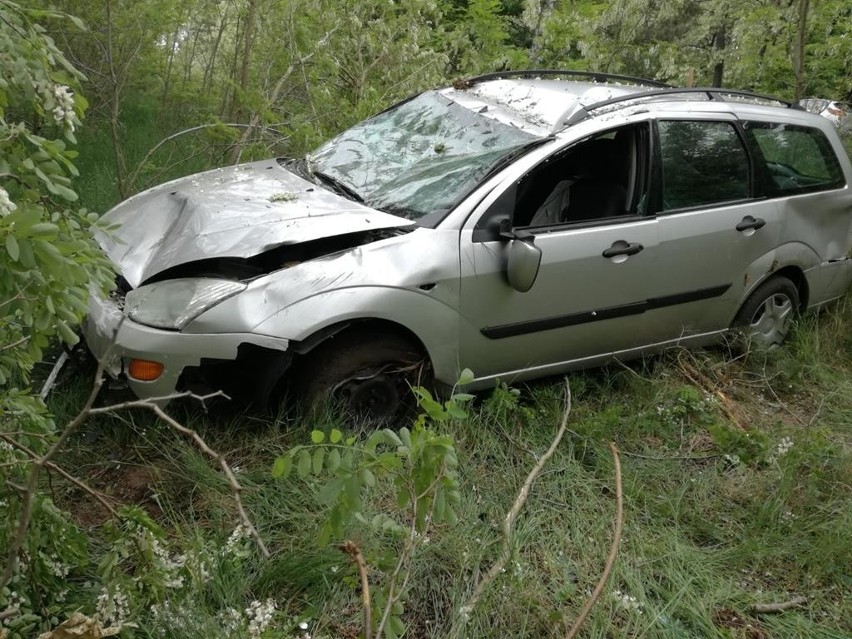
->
[[297, 331, 430, 424], [732, 277, 799, 352]]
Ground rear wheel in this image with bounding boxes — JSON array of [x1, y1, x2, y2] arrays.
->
[[297, 331, 429, 424], [732, 277, 799, 352]]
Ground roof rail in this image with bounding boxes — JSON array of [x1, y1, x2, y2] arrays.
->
[[461, 69, 672, 89], [563, 87, 803, 127]]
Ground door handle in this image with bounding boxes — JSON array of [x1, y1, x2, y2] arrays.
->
[[602, 241, 644, 259], [736, 216, 766, 232]]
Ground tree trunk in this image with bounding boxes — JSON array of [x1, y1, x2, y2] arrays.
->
[[161, 26, 181, 106], [221, 13, 243, 118], [529, 0, 556, 64], [104, 0, 128, 198], [793, 0, 809, 100], [203, 7, 229, 94], [231, 0, 257, 122], [712, 25, 726, 87]]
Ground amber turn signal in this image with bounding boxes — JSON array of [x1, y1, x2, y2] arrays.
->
[[128, 359, 165, 381]]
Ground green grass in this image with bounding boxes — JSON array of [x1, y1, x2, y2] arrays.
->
[[45, 296, 852, 638]]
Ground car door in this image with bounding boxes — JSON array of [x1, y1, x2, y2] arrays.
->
[[642, 117, 783, 342], [456, 123, 661, 384]]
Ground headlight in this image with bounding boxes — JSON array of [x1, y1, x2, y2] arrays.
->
[[125, 278, 246, 330]]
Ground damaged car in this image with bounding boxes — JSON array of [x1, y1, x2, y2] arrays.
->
[[84, 70, 852, 420]]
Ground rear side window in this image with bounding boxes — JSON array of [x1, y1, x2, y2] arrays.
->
[[658, 121, 750, 211], [745, 122, 845, 195]]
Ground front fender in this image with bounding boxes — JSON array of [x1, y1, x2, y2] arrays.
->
[[249, 286, 466, 384]]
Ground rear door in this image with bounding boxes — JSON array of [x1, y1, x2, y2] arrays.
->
[[643, 117, 783, 342]]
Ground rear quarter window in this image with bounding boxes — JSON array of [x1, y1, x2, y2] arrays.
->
[[745, 122, 845, 196]]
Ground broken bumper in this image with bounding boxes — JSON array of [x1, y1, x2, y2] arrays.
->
[[82, 293, 290, 403]]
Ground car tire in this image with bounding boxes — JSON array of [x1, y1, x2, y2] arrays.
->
[[297, 330, 430, 424], [732, 276, 799, 352]]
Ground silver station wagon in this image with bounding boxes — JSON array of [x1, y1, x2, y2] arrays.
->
[[84, 70, 852, 419]]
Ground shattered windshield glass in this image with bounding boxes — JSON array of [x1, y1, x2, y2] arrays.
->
[[309, 91, 539, 219]]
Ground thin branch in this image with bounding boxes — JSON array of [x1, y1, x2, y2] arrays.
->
[[88, 391, 225, 415], [0, 433, 118, 517], [0, 343, 109, 588], [39, 350, 68, 400], [340, 540, 371, 639], [0, 337, 28, 352], [454, 379, 572, 631], [126, 123, 289, 190], [1, 317, 268, 588], [565, 442, 624, 639], [752, 596, 806, 614], [145, 403, 270, 558], [620, 450, 720, 461], [374, 479, 440, 639]]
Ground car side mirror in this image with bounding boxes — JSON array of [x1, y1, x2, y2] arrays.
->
[[506, 229, 542, 293]]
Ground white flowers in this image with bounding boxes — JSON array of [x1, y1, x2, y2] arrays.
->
[[42, 553, 70, 578], [775, 436, 793, 458], [767, 436, 794, 464], [96, 584, 130, 628], [224, 523, 252, 558], [51, 84, 76, 132], [0, 187, 16, 217], [245, 598, 275, 638], [297, 619, 312, 639], [612, 589, 643, 614]]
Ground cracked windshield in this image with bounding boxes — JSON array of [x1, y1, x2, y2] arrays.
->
[[310, 91, 538, 219]]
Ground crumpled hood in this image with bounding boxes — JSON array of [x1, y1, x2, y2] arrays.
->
[[95, 159, 413, 287]]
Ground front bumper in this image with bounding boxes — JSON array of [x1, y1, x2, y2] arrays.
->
[[83, 293, 290, 402]]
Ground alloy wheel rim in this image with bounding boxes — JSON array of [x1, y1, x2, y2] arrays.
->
[[748, 293, 794, 349]]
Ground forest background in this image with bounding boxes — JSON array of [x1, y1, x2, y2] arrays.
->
[[1, 1, 851, 638], [41, 0, 852, 208]]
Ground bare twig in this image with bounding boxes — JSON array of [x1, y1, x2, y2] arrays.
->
[[0, 336, 28, 352], [0, 608, 18, 621], [144, 403, 270, 557], [0, 434, 118, 517], [620, 450, 720, 461], [565, 441, 624, 639], [374, 476, 443, 638], [340, 540, 371, 639], [752, 596, 807, 614], [454, 379, 572, 631], [1, 319, 268, 588], [126, 122, 289, 190], [39, 351, 69, 400], [677, 354, 743, 429]]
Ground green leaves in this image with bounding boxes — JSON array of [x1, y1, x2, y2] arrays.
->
[[5, 234, 19, 262], [270, 386, 466, 639], [296, 449, 312, 478], [271, 455, 291, 479], [0, 2, 114, 388]]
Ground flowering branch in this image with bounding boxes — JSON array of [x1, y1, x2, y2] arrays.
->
[[1, 326, 270, 590]]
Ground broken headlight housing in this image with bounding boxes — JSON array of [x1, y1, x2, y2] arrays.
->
[[125, 278, 246, 330]]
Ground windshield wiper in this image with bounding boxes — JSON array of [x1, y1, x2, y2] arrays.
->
[[313, 171, 364, 203]]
